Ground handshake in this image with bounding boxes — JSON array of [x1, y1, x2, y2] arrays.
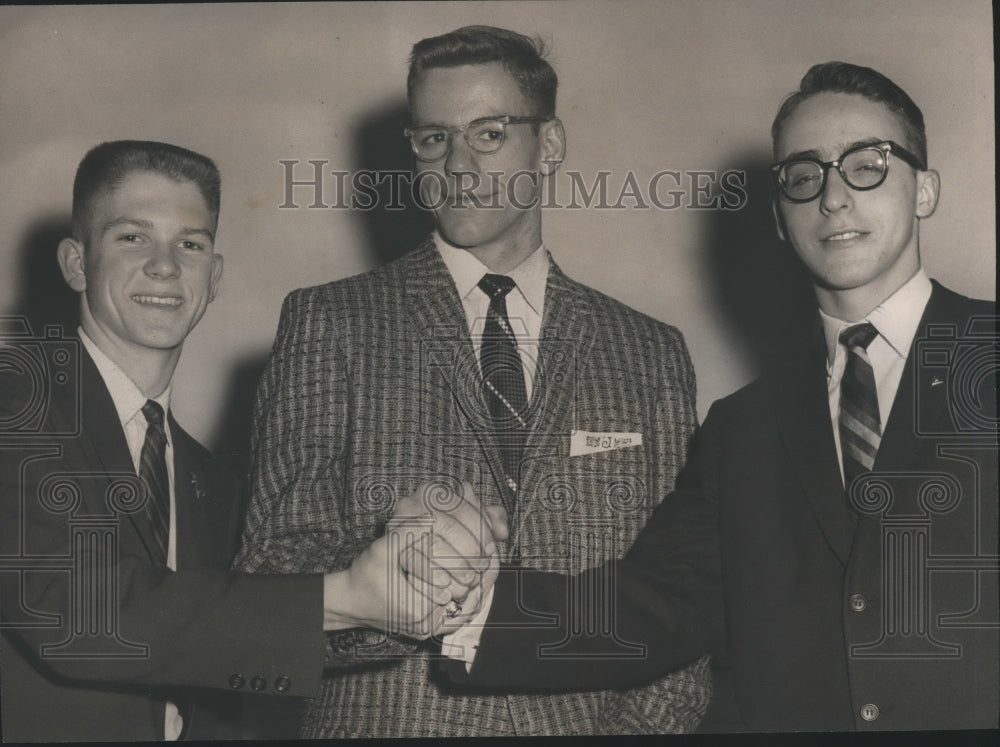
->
[[321, 481, 509, 640]]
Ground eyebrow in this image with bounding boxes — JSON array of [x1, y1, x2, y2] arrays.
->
[[180, 226, 215, 241], [102, 217, 154, 234], [782, 138, 885, 163], [101, 217, 215, 241]]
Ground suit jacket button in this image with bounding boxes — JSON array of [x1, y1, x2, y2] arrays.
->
[[275, 675, 291, 692], [229, 674, 245, 690], [860, 703, 879, 721], [849, 593, 867, 612], [251, 675, 267, 692]]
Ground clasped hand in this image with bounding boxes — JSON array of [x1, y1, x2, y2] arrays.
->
[[330, 480, 507, 639]]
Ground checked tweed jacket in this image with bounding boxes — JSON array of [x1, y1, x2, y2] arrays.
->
[[233, 240, 711, 737]]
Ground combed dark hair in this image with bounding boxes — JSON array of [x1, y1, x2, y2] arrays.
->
[[771, 61, 927, 169], [72, 140, 221, 241], [407, 25, 557, 118]]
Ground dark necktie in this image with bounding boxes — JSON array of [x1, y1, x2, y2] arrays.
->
[[478, 274, 529, 490], [839, 323, 882, 491], [139, 399, 170, 565]]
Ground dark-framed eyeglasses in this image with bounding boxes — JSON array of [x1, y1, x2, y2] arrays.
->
[[771, 140, 926, 203], [404, 115, 549, 162]]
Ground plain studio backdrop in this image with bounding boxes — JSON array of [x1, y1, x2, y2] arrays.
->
[[0, 1, 993, 454]]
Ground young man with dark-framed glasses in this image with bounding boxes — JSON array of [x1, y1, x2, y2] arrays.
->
[[441, 61, 998, 733]]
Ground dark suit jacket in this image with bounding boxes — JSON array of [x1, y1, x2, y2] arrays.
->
[[460, 281, 999, 732], [234, 240, 711, 736], [0, 333, 324, 742]]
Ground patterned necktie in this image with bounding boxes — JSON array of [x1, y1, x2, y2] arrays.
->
[[478, 274, 529, 490], [139, 400, 170, 565], [839, 323, 882, 491]]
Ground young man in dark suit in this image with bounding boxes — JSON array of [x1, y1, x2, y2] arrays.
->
[[0, 140, 498, 741], [234, 26, 710, 737], [439, 62, 999, 733]]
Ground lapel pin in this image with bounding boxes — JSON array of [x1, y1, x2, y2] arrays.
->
[[190, 473, 204, 500]]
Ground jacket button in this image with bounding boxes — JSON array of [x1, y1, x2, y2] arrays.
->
[[251, 676, 267, 692], [849, 593, 867, 612], [860, 703, 879, 721], [275, 675, 291, 693], [228, 674, 245, 690]]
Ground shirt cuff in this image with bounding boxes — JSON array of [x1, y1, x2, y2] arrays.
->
[[439, 584, 495, 672]]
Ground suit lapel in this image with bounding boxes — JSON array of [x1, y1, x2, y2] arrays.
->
[[403, 240, 511, 502], [875, 283, 965, 472], [525, 260, 596, 453], [76, 346, 163, 566], [772, 321, 855, 565], [514, 261, 597, 526], [77, 348, 134, 477], [170, 416, 204, 571]]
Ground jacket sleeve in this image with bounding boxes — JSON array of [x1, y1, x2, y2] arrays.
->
[[455, 399, 726, 693], [594, 333, 713, 733], [231, 287, 418, 663], [0, 372, 326, 697]]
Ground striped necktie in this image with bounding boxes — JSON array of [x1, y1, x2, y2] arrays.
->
[[839, 323, 882, 492], [139, 399, 170, 564], [478, 273, 529, 491]]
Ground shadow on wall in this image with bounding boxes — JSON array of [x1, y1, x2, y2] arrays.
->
[[351, 97, 434, 267], [700, 152, 816, 380], [7, 214, 78, 336], [697, 153, 815, 731], [208, 351, 271, 478]]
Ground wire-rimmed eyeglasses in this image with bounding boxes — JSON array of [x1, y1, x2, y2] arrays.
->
[[404, 115, 549, 162]]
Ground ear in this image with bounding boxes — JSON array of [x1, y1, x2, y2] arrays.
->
[[208, 253, 224, 302], [771, 198, 787, 242], [56, 238, 87, 292], [538, 117, 566, 176], [914, 168, 940, 219]]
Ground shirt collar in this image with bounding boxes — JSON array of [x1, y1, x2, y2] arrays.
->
[[819, 268, 933, 365], [433, 231, 548, 315], [78, 327, 172, 439]]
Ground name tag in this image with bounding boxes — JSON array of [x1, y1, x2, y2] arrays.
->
[[569, 430, 643, 456]]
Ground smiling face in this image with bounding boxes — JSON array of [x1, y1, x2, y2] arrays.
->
[[60, 170, 223, 369], [409, 62, 564, 271], [773, 92, 939, 319]]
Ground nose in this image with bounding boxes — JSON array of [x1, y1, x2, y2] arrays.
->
[[144, 243, 181, 279], [819, 165, 853, 214], [443, 131, 479, 178]]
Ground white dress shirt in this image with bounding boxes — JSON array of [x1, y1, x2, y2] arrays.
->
[[434, 231, 548, 400], [433, 233, 549, 667], [78, 329, 183, 741], [821, 269, 933, 483]]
